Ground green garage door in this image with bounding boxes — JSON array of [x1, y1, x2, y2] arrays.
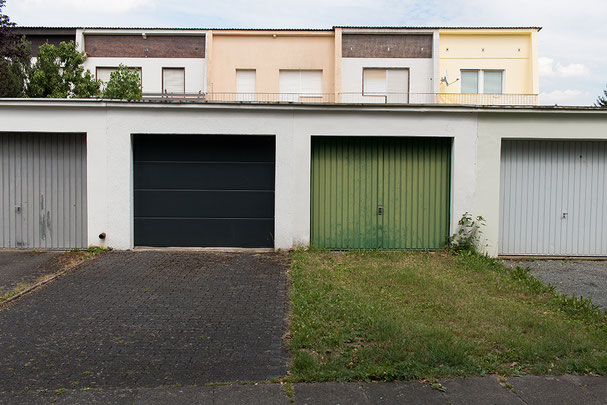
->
[[311, 137, 451, 249]]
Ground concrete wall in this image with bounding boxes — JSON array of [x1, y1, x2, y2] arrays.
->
[[1, 102, 605, 255], [340, 58, 435, 103], [83, 57, 207, 94]]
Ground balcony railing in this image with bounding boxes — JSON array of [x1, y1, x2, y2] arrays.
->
[[141, 92, 539, 106]]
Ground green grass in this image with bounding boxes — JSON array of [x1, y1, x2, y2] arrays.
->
[[288, 249, 607, 382]]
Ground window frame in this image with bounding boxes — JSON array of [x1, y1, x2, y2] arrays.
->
[[362, 67, 410, 102], [162, 67, 186, 95], [460, 69, 505, 94]]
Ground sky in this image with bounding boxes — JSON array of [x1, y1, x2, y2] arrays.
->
[[4, 0, 607, 106]]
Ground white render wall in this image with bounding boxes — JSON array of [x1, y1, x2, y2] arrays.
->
[[341, 58, 435, 103], [83, 58, 207, 94], [1, 102, 606, 255]]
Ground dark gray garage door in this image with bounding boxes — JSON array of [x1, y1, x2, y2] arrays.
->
[[133, 135, 275, 247]]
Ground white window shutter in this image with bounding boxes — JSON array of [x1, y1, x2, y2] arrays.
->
[[300, 71, 322, 95], [163, 68, 185, 94], [96, 67, 117, 84], [461, 70, 479, 94], [483, 70, 503, 94], [236, 70, 256, 101], [363, 69, 386, 95], [386, 69, 409, 103]]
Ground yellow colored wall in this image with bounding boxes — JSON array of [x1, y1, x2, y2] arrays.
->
[[208, 31, 335, 98], [439, 30, 539, 104]]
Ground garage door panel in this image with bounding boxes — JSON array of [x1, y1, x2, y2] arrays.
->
[[133, 135, 275, 162], [0, 133, 87, 249], [134, 190, 274, 218], [134, 162, 275, 190], [133, 134, 275, 248], [500, 140, 607, 256], [134, 218, 274, 248]]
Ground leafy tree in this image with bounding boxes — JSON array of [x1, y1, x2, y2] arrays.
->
[[27, 40, 100, 98], [0, 0, 31, 97], [101, 64, 142, 100], [596, 84, 607, 107]]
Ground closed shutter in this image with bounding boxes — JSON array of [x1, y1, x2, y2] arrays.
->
[[483, 70, 503, 94], [279, 70, 322, 102], [163, 68, 185, 94], [96, 67, 117, 84], [386, 69, 409, 103], [461, 70, 479, 94], [236, 70, 256, 101], [363, 69, 386, 95]]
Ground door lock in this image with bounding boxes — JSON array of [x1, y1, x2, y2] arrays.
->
[[378, 205, 383, 215]]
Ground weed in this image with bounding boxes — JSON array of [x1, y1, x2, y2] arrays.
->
[[449, 212, 487, 254]]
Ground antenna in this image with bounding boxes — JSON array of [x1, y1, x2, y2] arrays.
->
[[440, 71, 459, 86]]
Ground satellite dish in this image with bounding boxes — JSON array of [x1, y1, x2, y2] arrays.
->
[[440, 71, 459, 86]]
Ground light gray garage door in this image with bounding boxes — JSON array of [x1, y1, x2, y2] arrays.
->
[[1, 133, 87, 249], [500, 140, 607, 256]]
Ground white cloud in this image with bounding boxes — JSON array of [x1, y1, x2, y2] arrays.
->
[[539, 57, 589, 78], [19, 0, 156, 14]]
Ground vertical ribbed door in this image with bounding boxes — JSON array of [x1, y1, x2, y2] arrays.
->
[[311, 137, 451, 250]]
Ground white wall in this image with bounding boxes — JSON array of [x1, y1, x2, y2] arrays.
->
[[2, 102, 606, 255], [341, 58, 435, 103], [83, 58, 207, 94]]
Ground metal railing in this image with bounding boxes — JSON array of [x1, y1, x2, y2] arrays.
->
[[142, 92, 539, 106]]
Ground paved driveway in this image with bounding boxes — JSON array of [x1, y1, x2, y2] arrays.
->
[[0, 251, 289, 394], [505, 260, 607, 310], [0, 251, 64, 295]]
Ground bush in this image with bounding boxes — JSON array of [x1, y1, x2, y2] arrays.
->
[[101, 64, 142, 100]]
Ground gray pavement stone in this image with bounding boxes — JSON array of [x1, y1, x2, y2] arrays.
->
[[508, 375, 603, 405], [504, 259, 607, 310], [134, 386, 213, 404], [295, 383, 369, 405], [54, 388, 137, 404], [562, 376, 607, 403], [440, 377, 524, 405], [0, 251, 289, 392], [214, 384, 289, 405], [0, 251, 63, 294], [0, 391, 55, 405], [362, 382, 447, 404]]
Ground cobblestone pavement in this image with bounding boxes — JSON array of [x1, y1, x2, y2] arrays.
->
[[0, 251, 64, 295], [0, 251, 289, 394], [504, 259, 607, 310]]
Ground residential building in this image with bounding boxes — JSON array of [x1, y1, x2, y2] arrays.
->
[[14, 26, 540, 105]]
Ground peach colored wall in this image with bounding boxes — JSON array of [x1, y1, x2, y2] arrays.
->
[[208, 32, 335, 95]]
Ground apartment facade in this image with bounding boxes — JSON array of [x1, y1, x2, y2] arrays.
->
[[15, 26, 540, 105]]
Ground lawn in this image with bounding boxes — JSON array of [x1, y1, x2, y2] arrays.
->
[[288, 249, 607, 382]]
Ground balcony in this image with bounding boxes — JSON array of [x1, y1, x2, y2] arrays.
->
[[141, 92, 539, 106]]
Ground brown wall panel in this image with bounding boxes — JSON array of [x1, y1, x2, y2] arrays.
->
[[84, 35, 205, 58], [342, 34, 432, 58]]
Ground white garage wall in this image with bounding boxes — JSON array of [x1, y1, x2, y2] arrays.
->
[[1, 102, 606, 255], [83, 58, 207, 94]]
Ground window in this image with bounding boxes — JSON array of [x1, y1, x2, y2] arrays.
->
[[483, 70, 503, 94], [460, 70, 504, 94], [96, 67, 142, 88], [279, 70, 322, 102], [236, 69, 256, 101], [363, 68, 409, 103], [162, 68, 185, 94]]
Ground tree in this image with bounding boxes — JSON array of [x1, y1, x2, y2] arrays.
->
[[596, 84, 607, 107], [27, 40, 100, 98], [101, 64, 142, 100], [0, 0, 31, 97]]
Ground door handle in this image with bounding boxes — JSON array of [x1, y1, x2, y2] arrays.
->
[[378, 205, 383, 215]]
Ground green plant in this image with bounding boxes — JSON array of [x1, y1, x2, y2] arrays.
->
[[27, 41, 100, 98], [101, 64, 142, 100], [449, 212, 487, 254]]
